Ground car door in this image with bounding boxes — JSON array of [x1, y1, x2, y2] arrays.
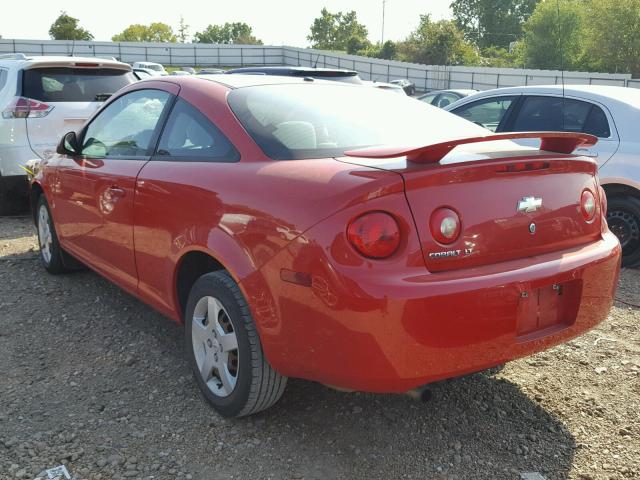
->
[[448, 95, 520, 132], [52, 86, 175, 293], [502, 95, 620, 167], [133, 97, 240, 315]]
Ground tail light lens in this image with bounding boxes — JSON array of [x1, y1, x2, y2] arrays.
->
[[581, 189, 597, 221], [2, 97, 53, 119], [598, 185, 607, 216], [430, 207, 461, 244], [347, 211, 401, 259]]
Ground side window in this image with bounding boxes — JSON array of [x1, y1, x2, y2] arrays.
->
[[0, 68, 8, 92], [451, 96, 517, 132], [583, 104, 611, 138], [510, 96, 605, 136], [82, 89, 170, 158], [156, 98, 239, 162], [419, 93, 437, 105], [435, 92, 460, 108]]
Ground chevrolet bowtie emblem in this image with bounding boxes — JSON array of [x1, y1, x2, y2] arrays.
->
[[517, 196, 543, 213]]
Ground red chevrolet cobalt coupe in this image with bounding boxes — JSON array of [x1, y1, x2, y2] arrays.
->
[[31, 75, 621, 417]]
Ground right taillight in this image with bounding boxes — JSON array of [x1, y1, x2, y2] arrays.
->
[[347, 211, 401, 259], [581, 189, 597, 221], [430, 207, 461, 244], [2, 96, 53, 119]]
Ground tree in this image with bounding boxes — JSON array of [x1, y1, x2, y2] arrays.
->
[[307, 8, 369, 51], [112, 23, 177, 42], [583, 0, 640, 76], [451, 0, 539, 49], [193, 22, 262, 45], [49, 11, 93, 40], [178, 16, 190, 43], [396, 15, 478, 65], [520, 0, 586, 71]]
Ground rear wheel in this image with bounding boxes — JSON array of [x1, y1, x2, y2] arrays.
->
[[185, 271, 287, 417], [607, 196, 640, 267], [36, 196, 72, 274]]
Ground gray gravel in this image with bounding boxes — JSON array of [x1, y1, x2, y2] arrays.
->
[[0, 216, 638, 480]]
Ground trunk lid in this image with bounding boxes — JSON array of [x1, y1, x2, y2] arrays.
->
[[341, 143, 603, 272]]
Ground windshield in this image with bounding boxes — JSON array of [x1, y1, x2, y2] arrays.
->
[[228, 84, 487, 160], [23, 68, 135, 102]]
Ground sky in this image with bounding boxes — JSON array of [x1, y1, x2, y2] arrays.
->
[[0, 0, 452, 46]]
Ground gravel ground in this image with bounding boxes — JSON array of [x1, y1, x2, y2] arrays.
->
[[0, 215, 638, 480]]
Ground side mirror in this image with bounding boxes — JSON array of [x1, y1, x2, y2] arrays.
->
[[57, 131, 80, 156]]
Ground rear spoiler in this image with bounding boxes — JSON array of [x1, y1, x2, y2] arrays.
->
[[344, 132, 597, 164]]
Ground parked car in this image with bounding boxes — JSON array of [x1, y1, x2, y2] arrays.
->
[[132, 67, 159, 80], [198, 68, 226, 75], [0, 53, 135, 214], [131, 61, 167, 76], [225, 66, 363, 84], [181, 67, 196, 74], [31, 75, 620, 417], [390, 78, 416, 95], [418, 89, 478, 108], [445, 85, 640, 266], [364, 80, 407, 95], [170, 70, 191, 76]]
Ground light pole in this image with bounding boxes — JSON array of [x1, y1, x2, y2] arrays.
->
[[381, 0, 387, 45]]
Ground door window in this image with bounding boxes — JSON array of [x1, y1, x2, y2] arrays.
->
[[451, 96, 517, 132], [418, 93, 437, 105], [156, 98, 239, 162], [82, 89, 171, 158], [510, 96, 611, 138], [435, 92, 460, 108], [0, 68, 7, 92]]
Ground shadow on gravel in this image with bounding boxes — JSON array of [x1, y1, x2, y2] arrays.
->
[[1, 249, 577, 480]]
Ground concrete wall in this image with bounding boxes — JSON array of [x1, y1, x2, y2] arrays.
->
[[1, 39, 636, 91]]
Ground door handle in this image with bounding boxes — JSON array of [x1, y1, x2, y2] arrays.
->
[[108, 186, 126, 198], [575, 148, 599, 158]]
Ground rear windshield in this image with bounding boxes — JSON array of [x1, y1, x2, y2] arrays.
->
[[23, 67, 135, 102], [228, 84, 486, 160]]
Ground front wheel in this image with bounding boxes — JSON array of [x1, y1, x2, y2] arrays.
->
[[607, 196, 640, 267], [185, 271, 287, 417]]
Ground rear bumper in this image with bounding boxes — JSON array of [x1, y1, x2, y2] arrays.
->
[[259, 232, 621, 393]]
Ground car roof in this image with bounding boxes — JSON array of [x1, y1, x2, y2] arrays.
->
[[226, 66, 358, 76], [453, 84, 640, 108], [0, 54, 131, 71], [171, 73, 346, 89]]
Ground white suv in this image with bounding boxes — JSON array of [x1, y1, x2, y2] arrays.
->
[[0, 54, 135, 214]]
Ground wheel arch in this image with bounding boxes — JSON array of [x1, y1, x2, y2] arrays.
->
[[29, 181, 44, 222], [601, 182, 640, 201]]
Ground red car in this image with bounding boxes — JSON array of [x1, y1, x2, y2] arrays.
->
[[31, 75, 621, 417]]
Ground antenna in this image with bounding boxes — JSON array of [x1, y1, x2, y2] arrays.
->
[[381, 0, 387, 44], [313, 54, 320, 68], [556, 0, 566, 130]]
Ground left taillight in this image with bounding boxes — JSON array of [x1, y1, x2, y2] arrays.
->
[[2, 96, 53, 119], [347, 211, 401, 259]]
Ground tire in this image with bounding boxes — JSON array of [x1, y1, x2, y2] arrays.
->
[[185, 271, 287, 417], [607, 196, 640, 267], [36, 196, 72, 274]]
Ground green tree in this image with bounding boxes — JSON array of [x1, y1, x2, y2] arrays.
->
[[583, 0, 640, 76], [193, 22, 262, 44], [397, 15, 478, 65], [451, 0, 539, 49], [49, 11, 93, 40], [112, 23, 177, 42], [178, 16, 190, 43], [307, 8, 369, 51], [520, 0, 586, 70]]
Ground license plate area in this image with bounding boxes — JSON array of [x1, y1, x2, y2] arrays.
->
[[516, 280, 582, 340]]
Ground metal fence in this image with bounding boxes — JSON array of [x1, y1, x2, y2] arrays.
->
[[1, 38, 638, 92]]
